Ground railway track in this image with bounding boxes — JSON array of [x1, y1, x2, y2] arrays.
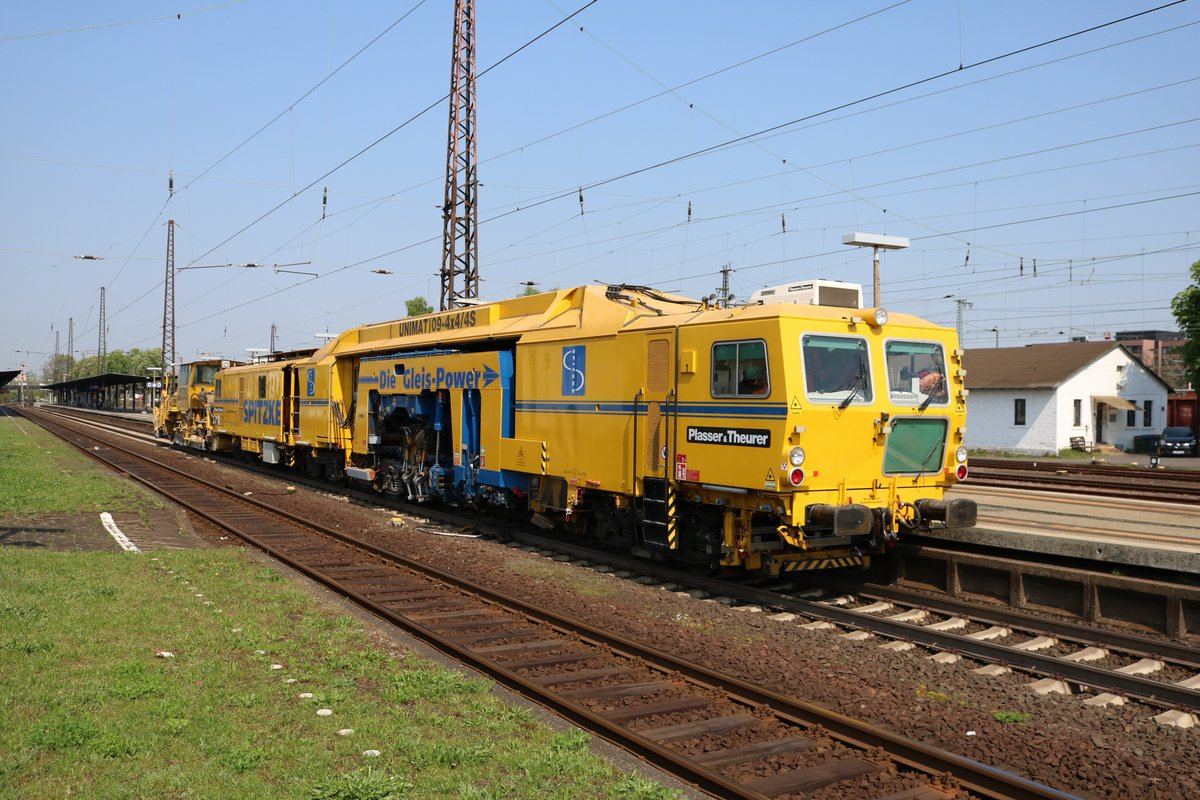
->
[[968, 457, 1200, 503], [482, 535, 1200, 714], [31, 406, 1200, 711], [20, 404, 1079, 799]]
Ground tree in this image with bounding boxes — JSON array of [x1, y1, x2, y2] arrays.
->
[[61, 348, 161, 379], [1171, 259, 1200, 390], [405, 297, 433, 317]]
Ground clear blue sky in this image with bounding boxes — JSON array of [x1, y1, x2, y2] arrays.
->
[[3, 0, 1197, 372]]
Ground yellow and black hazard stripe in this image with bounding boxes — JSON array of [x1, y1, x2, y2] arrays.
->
[[540, 442, 548, 475], [666, 482, 678, 550], [777, 554, 865, 572]]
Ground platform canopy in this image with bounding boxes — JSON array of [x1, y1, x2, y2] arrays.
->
[[0, 370, 21, 389], [42, 372, 148, 391]]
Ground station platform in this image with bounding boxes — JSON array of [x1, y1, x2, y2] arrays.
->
[[41, 402, 152, 417], [940, 484, 1200, 575]]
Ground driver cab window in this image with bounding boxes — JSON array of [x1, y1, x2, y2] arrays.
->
[[711, 340, 770, 397], [802, 334, 872, 404], [884, 340, 947, 406]]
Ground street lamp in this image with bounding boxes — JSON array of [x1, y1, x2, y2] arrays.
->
[[841, 232, 909, 308], [990, 327, 1000, 348]]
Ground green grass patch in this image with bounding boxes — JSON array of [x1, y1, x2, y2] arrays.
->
[[0, 548, 679, 799], [992, 709, 1033, 724], [0, 415, 163, 514]]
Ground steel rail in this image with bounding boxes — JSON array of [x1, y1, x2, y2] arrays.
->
[[493, 532, 1200, 712], [33, 406, 1200, 707]]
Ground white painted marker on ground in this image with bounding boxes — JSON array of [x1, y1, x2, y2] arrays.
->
[[99, 512, 139, 552]]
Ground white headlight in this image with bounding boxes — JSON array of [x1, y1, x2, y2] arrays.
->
[[956, 446, 968, 463], [872, 308, 888, 327], [789, 446, 806, 466]]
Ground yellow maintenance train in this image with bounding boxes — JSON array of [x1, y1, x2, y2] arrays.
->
[[157, 280, 976, 574]]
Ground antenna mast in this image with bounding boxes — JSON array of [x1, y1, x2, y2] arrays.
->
[[439, 0, 479, 311], [270, 322, 278, 354], [67, 317, 74, 378], [161, 219, 176, 379]]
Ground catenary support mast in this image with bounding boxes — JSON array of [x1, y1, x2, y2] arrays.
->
[[161, 219, 176, 381], [439, 0, 479, 311]]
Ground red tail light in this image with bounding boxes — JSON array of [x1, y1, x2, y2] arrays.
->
[[955, 465, 968, 481], [788, 468, 804, 486]]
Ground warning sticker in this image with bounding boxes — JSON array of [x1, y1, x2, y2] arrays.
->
[[764, 467, 776, 491], [791, 395, 802, 410]]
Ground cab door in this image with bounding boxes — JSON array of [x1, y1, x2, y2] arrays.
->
[[637, 334, 677, 549]]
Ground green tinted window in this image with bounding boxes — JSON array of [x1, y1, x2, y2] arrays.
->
[[883, 418, 948, 474]]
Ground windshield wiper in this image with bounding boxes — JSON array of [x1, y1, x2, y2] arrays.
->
[[838, 355, 869, 410]]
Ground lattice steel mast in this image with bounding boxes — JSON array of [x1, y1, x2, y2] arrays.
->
[[161, 219, 175, 380], [439, 0, 479, 311], [98, 286, 107, 375]]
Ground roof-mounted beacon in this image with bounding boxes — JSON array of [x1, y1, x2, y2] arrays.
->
[[749, 279, 862, 309]]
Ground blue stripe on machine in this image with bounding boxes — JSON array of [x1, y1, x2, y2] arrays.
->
[[514, 400, 787, 419]]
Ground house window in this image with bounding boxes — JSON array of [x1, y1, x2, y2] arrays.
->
[[1073, 399, 1081, 427], [1127, 409, 1136, 427], [1014, 398, 1026, 426], [1143, 400, 1152, 427]]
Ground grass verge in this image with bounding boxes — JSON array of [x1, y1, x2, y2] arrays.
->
[[0, 548, 680, 799], [0, 414, 163, 515]]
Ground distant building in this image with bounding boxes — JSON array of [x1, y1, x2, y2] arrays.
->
[[964, 341, 1171, 454], [1114, 330, 1186, 390]]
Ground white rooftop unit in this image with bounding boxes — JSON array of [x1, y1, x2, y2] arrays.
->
[[749, 279, 863, 309]]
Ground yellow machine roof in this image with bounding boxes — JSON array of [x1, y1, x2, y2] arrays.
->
[[311, 284, 944, 360]]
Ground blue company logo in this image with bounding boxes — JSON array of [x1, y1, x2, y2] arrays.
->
[[562, 346, 586, 396], [306, 368, 315, 397]]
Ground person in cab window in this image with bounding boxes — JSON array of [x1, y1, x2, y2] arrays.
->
[[739, 361, 768, 395], [917, 367, 946, 400]]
